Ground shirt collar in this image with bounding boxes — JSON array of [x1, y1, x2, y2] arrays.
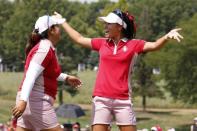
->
[[107, 37, 128, 43], [44, 39, 56, 50], [121, 37, 128, 42]]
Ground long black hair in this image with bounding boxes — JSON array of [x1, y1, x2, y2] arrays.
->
[[122, 11, 136, 39], [113, 9, 136, 39]]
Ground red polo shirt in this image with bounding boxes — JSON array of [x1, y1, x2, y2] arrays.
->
[[19, 39, 61, 99], [91, 38, 145, 99]]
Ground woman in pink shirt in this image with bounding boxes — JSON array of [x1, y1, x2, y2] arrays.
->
[[54, 9, 183, 131], [12, 15, 81, 131]]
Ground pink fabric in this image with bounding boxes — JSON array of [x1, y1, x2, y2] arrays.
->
[[91, 96, 136, 125], [16, 92, 59, 131], [91, 38, 145, 99]]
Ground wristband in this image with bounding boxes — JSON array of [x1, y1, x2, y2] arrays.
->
[[57, 73, 68, 81]]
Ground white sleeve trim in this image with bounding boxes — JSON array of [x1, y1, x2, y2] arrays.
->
[[20, 61, 44, 101], [57, 73, 68, 81]]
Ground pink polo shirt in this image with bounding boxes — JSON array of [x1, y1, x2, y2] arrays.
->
[[91, 38, 145, 99], [19, 39, 61, 99]]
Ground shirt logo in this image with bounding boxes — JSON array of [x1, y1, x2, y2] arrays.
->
[[123, 46, 128, 52]]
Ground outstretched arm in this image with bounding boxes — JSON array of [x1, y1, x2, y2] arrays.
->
[[143, 28, 183, 52], [54, 12, 92, 49]]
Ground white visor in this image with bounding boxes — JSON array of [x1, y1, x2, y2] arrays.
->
[[151, 127, 158, 131], [98, 12, 127, 29], [194, 117, 197, 121], [35, 15, 65, 34]]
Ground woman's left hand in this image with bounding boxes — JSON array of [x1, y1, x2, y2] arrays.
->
[[12, 100, 27, 119], [66, 75, 82, 88], [165, 28, 184, 42]]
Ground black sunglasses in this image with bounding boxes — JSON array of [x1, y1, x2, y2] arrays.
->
[[113, 9, 125, 28], [113, 9, 123, 19]]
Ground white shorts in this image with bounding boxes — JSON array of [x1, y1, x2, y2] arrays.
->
[[16, 91, 59, 131], [91, 96, 136, 126]]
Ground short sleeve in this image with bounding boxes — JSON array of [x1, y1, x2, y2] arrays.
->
[[133, 39, 146, 54], [91, 38, 106, 51]]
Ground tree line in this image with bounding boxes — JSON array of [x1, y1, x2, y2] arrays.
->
[[0, 0, 196, 105]]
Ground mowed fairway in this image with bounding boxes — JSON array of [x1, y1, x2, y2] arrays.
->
[[0, 71, 196, 130]]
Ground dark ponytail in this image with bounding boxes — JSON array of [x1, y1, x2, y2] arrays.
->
[[122, 12, 136, 39], [25, 29, 48, 56]]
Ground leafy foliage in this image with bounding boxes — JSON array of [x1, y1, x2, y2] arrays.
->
[[127, 0, 197, 104], [163, 14, 197, 103]]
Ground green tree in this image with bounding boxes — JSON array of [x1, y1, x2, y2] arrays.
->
[[126, 1, 164, 110], [87, 51, 99, 69], [163, 14, 197, 103], [2, 0, 68, 71], [1, 0, 99, 71], [127, 0, 197, 106], [0, 0, 14, 67], [133, 54, 164, 111]]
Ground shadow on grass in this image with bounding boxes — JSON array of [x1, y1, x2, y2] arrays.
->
[[146, 110, 175, 115], [136, 109, 176, 116], [137, 117, 151, 122], [175, 124, 190, 131]]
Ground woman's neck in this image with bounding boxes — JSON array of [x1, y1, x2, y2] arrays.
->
[[48, 37, 57, 47], [112, 34, 123, 45]]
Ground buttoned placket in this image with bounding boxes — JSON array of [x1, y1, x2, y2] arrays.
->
[[110, 38, 128, 55], [113, 43, 118, 55], [112, 39, 120, 55]]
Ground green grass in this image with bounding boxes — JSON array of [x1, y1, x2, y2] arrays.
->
[[136, 108, 195, 130], [58, 70, 96, 105], [0, 72, 23, 123], [0, 71, 197, 131], [0, 72, 22, 100]]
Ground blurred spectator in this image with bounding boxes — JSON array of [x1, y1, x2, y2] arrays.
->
[[168, 128, 175, 131], [151, 125, 162, 131], [63, 123, 72, 131], [93, 66, 98, 71], [78, 63, 85, 72], [72, 122, 81, 131], [191, 117, 197, 131], [60, 124, 64, 129], [0, 123, 5, 131]]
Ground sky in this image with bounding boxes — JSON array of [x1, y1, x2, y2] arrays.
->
[[69, 0, 118, 3]]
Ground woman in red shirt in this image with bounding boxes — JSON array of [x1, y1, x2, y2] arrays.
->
[[54, 9, 183, 131]]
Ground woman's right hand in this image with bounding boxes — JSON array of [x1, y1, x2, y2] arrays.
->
[[12, 100, 27, 118], [66, 75, 82, 89], [53, 11, 63, 18]]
